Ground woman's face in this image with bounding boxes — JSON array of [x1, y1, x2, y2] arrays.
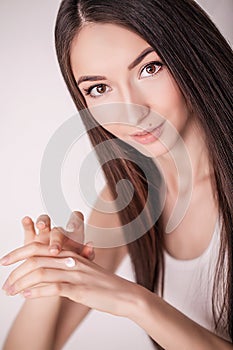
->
[[70, 23, 191, 157]]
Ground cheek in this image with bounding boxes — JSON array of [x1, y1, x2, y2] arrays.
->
[[145, 71, 189, 127], [88, 104, 139, 135], [103, 124, 125, 137]]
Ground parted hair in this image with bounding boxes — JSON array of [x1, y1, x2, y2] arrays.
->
[[55, 0, 233, 347]]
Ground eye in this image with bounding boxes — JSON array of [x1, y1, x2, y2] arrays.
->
[[83, 84, 112, 98], [139, 61, 163, 79]]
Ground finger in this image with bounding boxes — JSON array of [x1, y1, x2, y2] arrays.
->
[[65, 211, 85, 244], [49, 211, 85, 255], [0, 242, 82, 266], [80, 241, 95, 261], [35, 214, 51, 237], [21, 216, 36, 245], [2, 255, 85, 291], [5, 266, 84, 296], [49, 227, 68, 255], [21, 283, 83, 302]]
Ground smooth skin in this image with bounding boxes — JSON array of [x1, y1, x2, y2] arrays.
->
[[2, 187, 128, 350], [1, 23, 232, 349], [1, 204, 232, 350], [71, 23, 218, 259]]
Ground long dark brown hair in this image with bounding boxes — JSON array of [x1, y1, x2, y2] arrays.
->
[[54, 0, 233, 347]]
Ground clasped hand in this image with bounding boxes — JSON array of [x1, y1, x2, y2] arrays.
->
[[1, 212, 139, 319]]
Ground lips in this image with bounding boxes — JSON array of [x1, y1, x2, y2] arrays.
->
[[130, 121, 164, 136], [129, 121, 165, 145], [132, 130, 152, 136]]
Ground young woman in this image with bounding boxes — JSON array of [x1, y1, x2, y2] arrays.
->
[[1, 0, 232, 349]]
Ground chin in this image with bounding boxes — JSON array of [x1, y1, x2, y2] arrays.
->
[[123, 138, 169, 158]]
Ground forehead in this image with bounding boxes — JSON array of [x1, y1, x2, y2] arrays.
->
[[70, 23, 149, 75]]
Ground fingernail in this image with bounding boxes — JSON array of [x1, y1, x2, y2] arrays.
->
[[88, 250, 95, 259], [37, 221, 45, 228], [49, 245, 60, 255], [67, 213, 83, 232], [7, 285, 15, 295], [22, 216, 31, 224], [66, 223, 75, 232], [22, 290, 31, 297], [0, 256, 10, 265]]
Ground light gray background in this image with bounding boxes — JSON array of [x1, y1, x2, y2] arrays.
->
[[0, 1, 232, 349]]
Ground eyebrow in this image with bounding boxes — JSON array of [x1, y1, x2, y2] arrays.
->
[[128, 47, 154, 70], [77, 75, 107, 86], [77, 46, 154, 86]]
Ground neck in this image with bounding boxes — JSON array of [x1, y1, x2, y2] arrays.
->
[[154, 117, 212, 197]]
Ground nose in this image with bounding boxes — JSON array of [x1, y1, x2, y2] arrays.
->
[[89, 84, 152, 129], [123, 102, 150, 126], [117, 86, 150, 127], [118, 85, 165, 131]]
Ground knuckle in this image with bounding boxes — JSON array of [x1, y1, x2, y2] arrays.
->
[[36, 267, 46, 279], [51, 227, 64, 236], [28, 256, 38, 268], [30, 242, 42, 254], [51, 237, 62, 246], [54, 283, 62, 293]]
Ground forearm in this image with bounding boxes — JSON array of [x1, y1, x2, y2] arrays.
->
[[3, 296, 61, 350], [129, 285, 233, 350]]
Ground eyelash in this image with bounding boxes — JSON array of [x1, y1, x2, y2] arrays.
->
[[83, 85, 108, 98], [83, 60, 164, 98], [139, 60, 164, 78]]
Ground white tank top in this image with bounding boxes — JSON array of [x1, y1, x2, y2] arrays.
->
[[63, 216, 230, 349], [163, 215, 230, 342]]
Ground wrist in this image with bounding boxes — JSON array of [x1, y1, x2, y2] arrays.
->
[[126, 283, 152, 321]]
